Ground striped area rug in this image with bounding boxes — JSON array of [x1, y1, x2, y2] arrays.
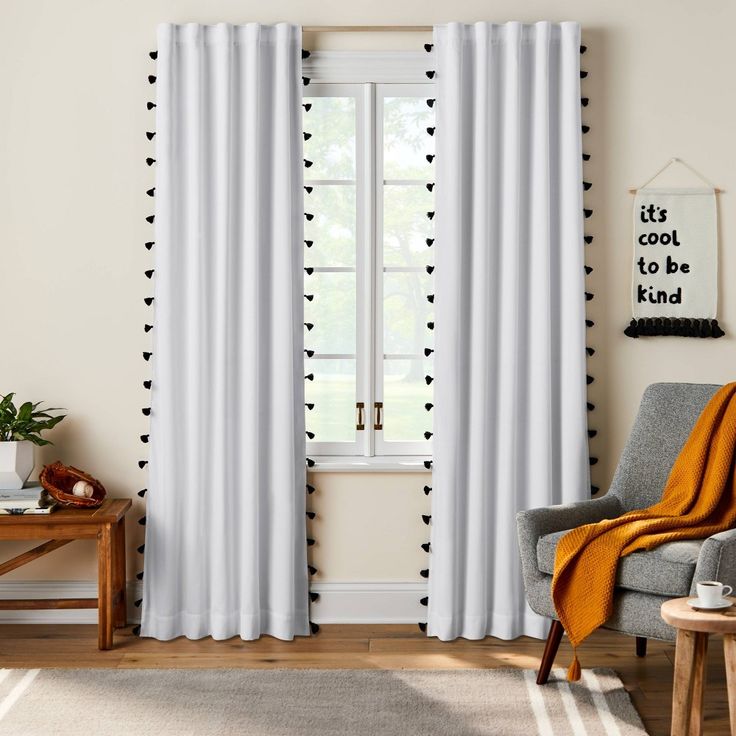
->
[[0, 667, 646, 735]]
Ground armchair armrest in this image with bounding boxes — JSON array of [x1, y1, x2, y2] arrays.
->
[[691, 528, 736, 594]]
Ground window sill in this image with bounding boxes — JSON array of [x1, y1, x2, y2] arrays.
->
[[307, 456, 432, 473]]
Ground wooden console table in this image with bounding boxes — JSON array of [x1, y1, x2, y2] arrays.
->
[[0, 499, 132, 650]]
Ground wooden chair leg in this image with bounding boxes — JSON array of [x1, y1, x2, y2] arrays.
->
[[537, 619, 564, 685], [636, 636, 647, 657]]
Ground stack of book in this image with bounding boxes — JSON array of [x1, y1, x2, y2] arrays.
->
[[0, 485, 57, 515]]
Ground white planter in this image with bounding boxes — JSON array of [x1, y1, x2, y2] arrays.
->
[[0, 441, 35, 490]]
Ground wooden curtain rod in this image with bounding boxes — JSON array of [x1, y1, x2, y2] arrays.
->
[[302, 26, 433, 33]]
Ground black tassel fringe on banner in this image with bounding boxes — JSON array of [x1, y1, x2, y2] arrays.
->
[[624, 317, 725, 339]]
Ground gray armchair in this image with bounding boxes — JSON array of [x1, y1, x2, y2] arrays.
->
[[516, 382, 736, 684]]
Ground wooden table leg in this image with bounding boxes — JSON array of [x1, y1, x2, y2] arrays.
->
[[671, 629, 704, 736], [723, 634, 736, 736], [97, 523, 114, 650], [689, 632, 708, 736], [112, 519, 127, 628]]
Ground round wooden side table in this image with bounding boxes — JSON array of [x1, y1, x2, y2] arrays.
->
[[661, 596, 736, 736]]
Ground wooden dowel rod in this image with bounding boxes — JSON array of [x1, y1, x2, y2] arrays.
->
[[303, 26, 432, 33], [0, 598, 98, 610]]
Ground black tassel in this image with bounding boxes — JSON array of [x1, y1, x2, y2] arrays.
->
[[624, 316, 725, 338], [146, 157, 156, 166], [305, 240, 313, 248], [137, 544, 145, 554], [584, 209, 593, 218], [148, 75, 156, 84], [149, 50, 158, 60], [426, 265, 435, 275], [138, 460, 148, 468], [583, 153, 591, 162], [423, 485, 432, 495], [304, 132, 312, 141], [585, 292, 594, 301], [424, 460, 432, 469], [424, 43, 433, 52], [418, 622, 427, 632], [309, 565, 318, 575], [146, 131, 156, 141], [305, 349, 315, 358], [302, 49, 311, 59], [426, 126, 435, 135], [426, 155, 435, 164], [143, 380, 152, 389], [145, 269, 154, 279], [303, 103, 312, 112], [589, 457, 598, 465], [426, 99, 435, 108], [586, 319, 594, 327], [146, 187, 155, 196], [305, 373, 314, 381], [307, 458, 315, 468], [582, 125, 590, 134], [586, 347, 595, 357], [136, 571, 144, 580], [304, 160, 313, 169], [145, 241, 154, 250], [591, 485, 600, 494], [304, 323, 314, 331], [302, 77, 311, 86], [426, 238, 434, 246], [420, 569, 429, 578], [305, 403, 314, 410], [306, 510, 316, 519], [583, 181, 592, 191], [424, 348, 433, 356], [427, 321, 434, 330], [306, 431, 315, 439], [133, 625, 141, 636], [310, 622, 320, 634], [307, 538, 316, 546], [304, 294, 314, 301], [307, 484, 315, 494], [138, 488, 147, 497], [426, 211, 435, 220], [134, 598, 143, 607], [304, 186, 313, 194], [426, 183, 435, 192], [584, 265, 593, 275], [304, 213, 314, 222], [421, 542, 431, 552], [424, 431, 433, 440], [145, 215, 155, 224], [422, 514, 431, 525], [310, 592, 320, 602], [427, 294, 434, 303], [588, 429, 597, 438], [581, 97, 589, 107], [587, 402, 595, 411], [425, 403, 433, 411], [584, 235, 593, 244], [138, 516, 146, 525], [586, 374, 594, 385], [580, 70, 589, 79], [140, 434, 149, 443], [147, 102, 156, 110], [144, 324, 153, 333], [425, 375, 433, 385], [420, 597, 428, 606], [580, 44, 587, 54], [426, 71, 435, 79], [143, 351, 152, 361]]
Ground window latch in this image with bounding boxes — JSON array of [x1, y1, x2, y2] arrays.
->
[[374, 401, 383, 431], [356, 402, 365, 431]]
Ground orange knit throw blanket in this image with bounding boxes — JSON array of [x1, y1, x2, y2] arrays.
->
[[552, 382, 736, 681]]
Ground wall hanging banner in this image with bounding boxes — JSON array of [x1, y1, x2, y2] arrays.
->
[[625, 184, 723, 338]]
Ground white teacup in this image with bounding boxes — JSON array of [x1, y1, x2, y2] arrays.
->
[[696, 580, 733, 607]]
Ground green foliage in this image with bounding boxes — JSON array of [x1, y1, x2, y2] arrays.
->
[[0, 393, 66, 446]]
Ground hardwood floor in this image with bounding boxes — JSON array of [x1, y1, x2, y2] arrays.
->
[[0, 624, 731, 735]]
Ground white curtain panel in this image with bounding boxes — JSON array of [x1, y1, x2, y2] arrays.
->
[[141, 23, 309, 641], [428, 21, 589, 641]]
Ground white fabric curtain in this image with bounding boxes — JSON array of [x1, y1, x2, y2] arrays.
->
[[428, 21, 589, 641], [141, 23, 309, 641]]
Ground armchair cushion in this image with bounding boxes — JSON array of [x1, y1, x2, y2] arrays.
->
[[537, 530, 704, 597]]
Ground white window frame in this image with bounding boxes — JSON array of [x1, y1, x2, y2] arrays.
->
[[303, 52, 434, 466]]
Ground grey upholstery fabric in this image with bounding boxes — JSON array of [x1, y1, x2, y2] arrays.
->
[[516, 382, 731, 642], [537, 531, 703, 596]]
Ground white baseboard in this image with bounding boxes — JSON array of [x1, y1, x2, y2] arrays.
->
[[0, 581, 428, 625]]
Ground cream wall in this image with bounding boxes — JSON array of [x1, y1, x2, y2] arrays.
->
[[1, 0, 735, 590]]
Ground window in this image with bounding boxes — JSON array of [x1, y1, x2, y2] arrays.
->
[[304, 68, 435, 459]]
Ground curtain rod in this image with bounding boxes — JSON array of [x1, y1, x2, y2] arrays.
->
[[302, 26, 432, 33]]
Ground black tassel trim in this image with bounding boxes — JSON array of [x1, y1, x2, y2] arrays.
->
[[421, 542, 431, 552], [427, 295, 434, 304], [146, 131, 156, 141], [424, 348, 434, 356], [418, 622, 427, 632], [304, 132, 312, 141], [137, 544, 145, 554], [310, 621, 320, 634], [146, 187, 155, 196], [588, 429, 597, 438], [306, 431, 315, 439], [307, 538, 316, 546], [304, 213, 314, 222], [589, 457, 598, 466], [143, 351, 152, 361], [583, 181, 592, 191], [586, 375, 594, 385], [147, 102, 156, 110], [424, 43, 433, 52], [306, 402, 314, 410], [586, 347, 595, 357], [587, 402, 595, 411], [426, 99, 435, 108], [424, 431, 433, 440], [310, 592, 320, 603], [624, 317, 725, 339], [146, 157, 156, 166], [140, 434, 149, 443], [305, 267, 314, 275], [586, 319, 594, 328], [133, 625, 141, 636], [302, 77, 311, 86], [145, 215, 155, 224], [148, 75, 156, 84], [583, 153, 591, 162], [138, 516, 146, 525], [138, 488, 147, 497], [422, 514, 431, 525], [580, 70, 589, 79], [580, 44, 587, 54], [425, 403, 433, 411], [424, 460, 432, 469], [584, 265, 593, 275], [303, 103, 312, 112], [304, 160, 313, 169], [426, 211, 435, 220], [138, 460, 148, 468], [305, 239, 313, 248], [584, 209, 593, 219], [149, 50, 158, 60], [423, 485, 432, 495], [591, 485, 600, 494], [420, 597, 428, 606], [305, 373, 314, 381], [427, 321, 434, 330], [144, 324, 153, 333], [306, 510, 316, 519], [304, 323, 314, 331], [585, 292, 594, 301], [302, 49, 311, 59], [305, 349, 315, 358], [145, 269, 154, 279], [304, 294, 314, 301], [420, 569, 429, 578], [143, 380, 152, 389], [309, 565, 318, 575], [582, 125, 590, 134], [426, 127, 435, 136], [426, 265, 435, 275], [306, 483, 315, 494], [145, 241, 154, 250], [426, 238, 434, 246], [426, 71, 435, 79], [304, 186, 313, 194], [426, 155, 435, 164], [134, 598, 143, 607], [136, 571, 144, 580], [581, 97, 589, 107], [584, 235, 593, 245], [425, 375, 433, 385], [426, 183, 435, 192], [307, 458, 315, 468]]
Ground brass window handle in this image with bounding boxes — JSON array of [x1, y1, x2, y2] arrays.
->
[[356, 402, 365, 431], [374, 401, 383, 430]]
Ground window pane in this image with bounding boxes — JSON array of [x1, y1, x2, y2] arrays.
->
[[382, 359, 433, 443], [305, 185, 356, 268], [383, 185, 434, 267], [305, 272, 356, 354], [383, 271, 433, 355], [304, 96, 356, 180], [305, 358, 356, 443], [383, 97, 434, 180]]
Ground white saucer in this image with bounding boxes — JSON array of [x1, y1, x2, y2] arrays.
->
[[687, 598, 733, 611]]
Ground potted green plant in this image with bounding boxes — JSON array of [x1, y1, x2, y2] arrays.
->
[[0, 394, 65, 490]]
